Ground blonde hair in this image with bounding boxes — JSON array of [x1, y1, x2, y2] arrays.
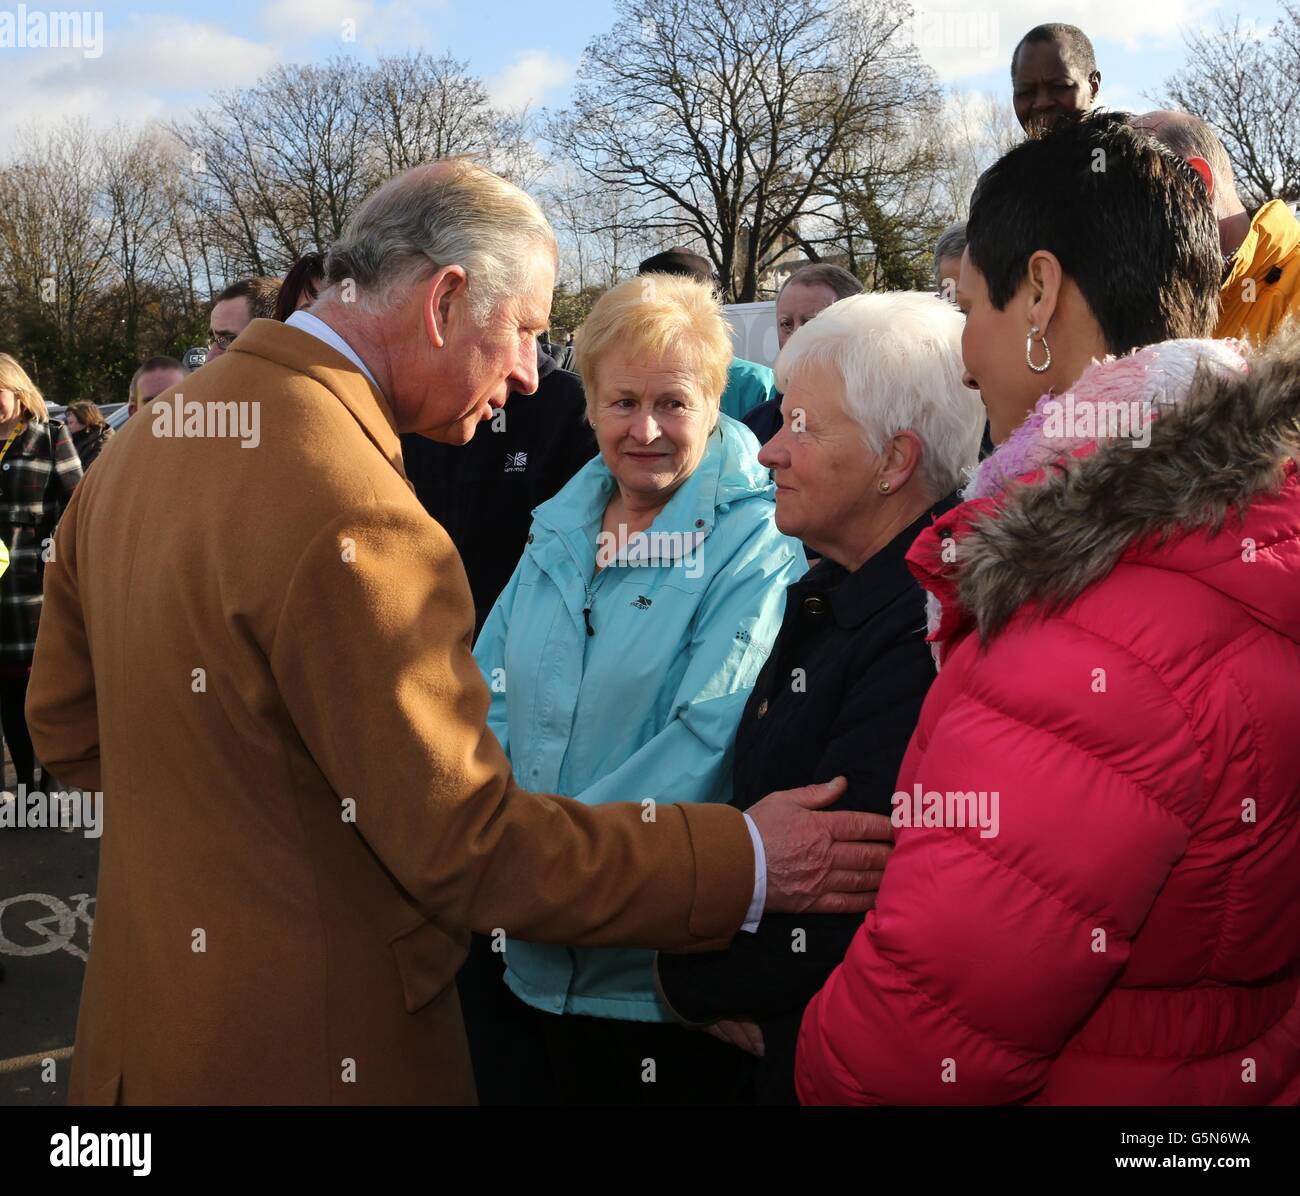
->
[[0, 352, 50, 422], [575, 274, 732, 414]]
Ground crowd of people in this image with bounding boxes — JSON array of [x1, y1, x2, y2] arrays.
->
[[4, 22, 1300, 1107]]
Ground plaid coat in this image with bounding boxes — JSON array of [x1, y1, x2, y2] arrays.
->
[[0, 418, 82, 664]]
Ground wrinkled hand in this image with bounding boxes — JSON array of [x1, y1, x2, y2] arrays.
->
[[704, 1017, 765, 1057], [749, 777, 893, 914]]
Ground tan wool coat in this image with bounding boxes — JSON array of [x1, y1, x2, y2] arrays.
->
[[27, 319, 754, 1105]]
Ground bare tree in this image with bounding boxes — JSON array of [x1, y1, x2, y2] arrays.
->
[[1160, 6, 1300, 206], [930, 90, 1020, 221], [177, 58, 374, 276], [549, 0, 941, 300], [367, 51, 501, 173], [543, 166, 656, 291]]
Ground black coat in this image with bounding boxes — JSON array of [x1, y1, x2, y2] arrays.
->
[[656, 501, 950, 1103], [401, 343, 597, 633], [741, 395, 782, 445], [72, 423, 113, 472]]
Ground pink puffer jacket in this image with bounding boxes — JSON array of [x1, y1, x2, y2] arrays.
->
[[797, 338, 1300, 1105]]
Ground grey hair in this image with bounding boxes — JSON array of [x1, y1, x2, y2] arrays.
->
[[321, 159, 558, 319], [778, 262, 864, 302], [934, 221, 967, 287], [775, 291, 984, 501]]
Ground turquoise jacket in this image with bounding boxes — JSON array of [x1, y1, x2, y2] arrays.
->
[[474, 415, 805, 1021], [721, 358, 777, 421]]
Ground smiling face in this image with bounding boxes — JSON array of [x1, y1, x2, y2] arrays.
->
[[776, 280, 840, 349], [757, 362, 884, 563], [590, 348, 716, 508], [1012, 39, 1098, 136]]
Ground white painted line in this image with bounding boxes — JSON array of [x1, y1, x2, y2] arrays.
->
[[0, 1045, 74, 1074]]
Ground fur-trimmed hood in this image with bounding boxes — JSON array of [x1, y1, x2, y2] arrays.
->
[[908, 333, 1300, 650]]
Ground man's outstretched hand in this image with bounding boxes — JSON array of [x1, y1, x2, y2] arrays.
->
[[748, 777, 893, 914]]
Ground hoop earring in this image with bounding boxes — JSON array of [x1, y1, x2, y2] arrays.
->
[[1026, 326, 1052, 373]]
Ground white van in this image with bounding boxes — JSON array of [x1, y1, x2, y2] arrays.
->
[[722, 301, 779, 368]]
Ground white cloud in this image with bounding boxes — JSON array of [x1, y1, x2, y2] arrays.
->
[[488, 49, 574, 111], [910, 0, 1220, 82], [0, 16, 278, 153], [261, 0, 444, 49], [97, 15, 280, 91]]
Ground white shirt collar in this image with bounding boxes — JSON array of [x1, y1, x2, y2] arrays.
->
[[285, 309, 382, 395]]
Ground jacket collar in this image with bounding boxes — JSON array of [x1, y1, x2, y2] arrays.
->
[[1225, 199, 1300, 289], [227, 318, 408, 481], [801, 499, 953, 630], [909, 335, 1300, 647]]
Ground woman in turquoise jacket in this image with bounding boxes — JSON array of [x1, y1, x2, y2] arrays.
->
[[472, 273, 804, 1104]]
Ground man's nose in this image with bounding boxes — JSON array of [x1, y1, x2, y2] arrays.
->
[[510, 343, 539, 396]]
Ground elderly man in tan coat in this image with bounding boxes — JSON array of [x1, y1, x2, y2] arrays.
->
[[26, 160, 890, 1105]]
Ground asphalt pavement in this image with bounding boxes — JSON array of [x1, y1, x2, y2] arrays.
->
[[0, 751, 99, 1106]]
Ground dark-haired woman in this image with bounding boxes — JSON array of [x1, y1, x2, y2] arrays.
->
[[274, 251, 325, 322], [798, 112, 1300, 1105], [64, 400, 113, 473]]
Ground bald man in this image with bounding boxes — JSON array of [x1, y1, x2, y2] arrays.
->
[[1138, 110, 1300, 345]]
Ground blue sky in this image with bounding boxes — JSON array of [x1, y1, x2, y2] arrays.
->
[[0, 0, 1290, 149]]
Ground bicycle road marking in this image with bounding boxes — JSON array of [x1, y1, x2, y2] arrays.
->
[[0, 892, 95, 959]]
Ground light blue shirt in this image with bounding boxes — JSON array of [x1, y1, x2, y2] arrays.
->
[[285, 309, 382, 395]]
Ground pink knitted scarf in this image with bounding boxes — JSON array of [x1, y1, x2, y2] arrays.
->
[[965, 338, 1249, 502]]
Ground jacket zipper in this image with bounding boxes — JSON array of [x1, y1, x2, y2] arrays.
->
[[583, 569, 610, 636]]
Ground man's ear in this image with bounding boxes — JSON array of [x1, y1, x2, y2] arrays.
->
[[1185, 155, 1215, 199], [422, 265, 470, 350], [1025, 249, 1064, 335]]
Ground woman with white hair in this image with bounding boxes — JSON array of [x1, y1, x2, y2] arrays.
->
[[472, 272, 808, 1104], [655, 291, 985, 1104]]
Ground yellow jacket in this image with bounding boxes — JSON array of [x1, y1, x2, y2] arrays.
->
[[1217, 199, 1300, 344]]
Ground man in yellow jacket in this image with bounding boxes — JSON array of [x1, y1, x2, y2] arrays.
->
[[1139, 110, 1300, 344]]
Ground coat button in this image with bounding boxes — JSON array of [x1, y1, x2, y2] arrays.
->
[[803, 595, 827, 616], [695, 519, 705, 528], [756, 699, 768, 718]]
